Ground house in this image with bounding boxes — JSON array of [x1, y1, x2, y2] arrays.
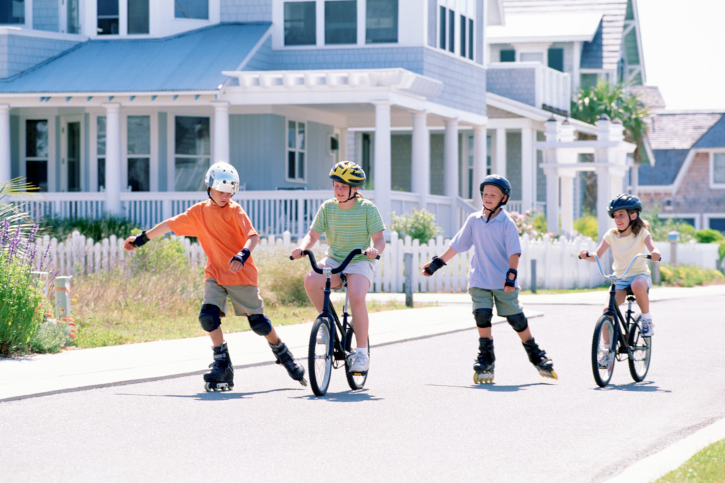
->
[[0, 0, 646, 239]]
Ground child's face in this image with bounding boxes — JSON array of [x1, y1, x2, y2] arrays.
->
[[612, 209, 636, 231], [481, 185, 506, 210], [209, 188, 232, 206], [333, 181, 356, 202]]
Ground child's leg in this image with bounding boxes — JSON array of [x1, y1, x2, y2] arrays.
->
[[303, 268, 342, 313], [209, 326, 225, 347], [630, 277, 650, 314], [346, 274, 371, 348]]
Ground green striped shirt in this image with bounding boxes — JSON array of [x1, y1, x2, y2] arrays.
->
[[310, 198, 386, 263]]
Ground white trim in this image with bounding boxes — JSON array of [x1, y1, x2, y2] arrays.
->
[[59, 114, 84, 193], [121, 112, 158, 192], [658, 212, 700, 230], [0, 26, 87, 41], [709, 151, 725, 190]]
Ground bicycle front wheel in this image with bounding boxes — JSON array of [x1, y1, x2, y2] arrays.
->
[[628, 315, 652, 382], [344, 325, 369, 390], [309, 316, 333, 396], [592, 315, 616, 387]]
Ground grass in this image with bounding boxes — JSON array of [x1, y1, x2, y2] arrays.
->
[[654, 438, 725, 482]]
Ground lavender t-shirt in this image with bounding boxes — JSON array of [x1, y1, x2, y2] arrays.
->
[[449, 210, 522, 290]]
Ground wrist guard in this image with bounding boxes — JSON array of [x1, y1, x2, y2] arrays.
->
[[505, 268, 518, 288], [230, 248, 251, 267], [132, 231, 150, 248], [424, 256, 447, 275]]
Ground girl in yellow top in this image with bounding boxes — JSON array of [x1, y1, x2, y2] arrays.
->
[[579, 194, 661, 337]]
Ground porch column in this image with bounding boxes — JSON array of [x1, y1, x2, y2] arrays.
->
[[411, 111, 429, 209], [543, 118, 559, 235], [373, 101, 392, 227], [560, 174, 575, 237], [494, 128, 506, 177], [211, 101, 230, 163], [596, 167, 611, 242], [472, 125, 487, 209], [103, 102, 122, 215], [444, 118, 459, 232], [521, 127, 534, 212], [0, 104, 10, 183]]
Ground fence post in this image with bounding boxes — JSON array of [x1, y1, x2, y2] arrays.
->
[[55, 276, 72, 317], [404, 252, 413, 307], [651, 260, 661, 285], [530, 259, 537, 294]]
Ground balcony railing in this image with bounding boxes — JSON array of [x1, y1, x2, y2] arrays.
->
[[487, 62, 571, 115]]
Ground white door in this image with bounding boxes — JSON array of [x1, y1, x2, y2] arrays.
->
[[60, 115, 83, 192]]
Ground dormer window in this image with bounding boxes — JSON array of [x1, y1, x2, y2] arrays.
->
[[325, 1, 357, 45], [97, 0, 119, 35], [437, 1, 475, 60], [284, 1, 316, 46], [366, 0, 398, 44], [0, 0, 25, 25], [97, 0, 150, 35]]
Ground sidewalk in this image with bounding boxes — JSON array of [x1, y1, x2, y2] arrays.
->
[[1, 285, 723, 402]]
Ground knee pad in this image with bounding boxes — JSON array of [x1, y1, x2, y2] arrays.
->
[[474, 308, 493, 328], [199, 304, 221, 332], [248, 314, 272, 336], [506, 313, 528, 333]]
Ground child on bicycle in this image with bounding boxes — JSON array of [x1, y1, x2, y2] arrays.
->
[[290, 161, 385, 373], [422, 174, 556, 383], [578, 194, 661, 336], [124, 161, 305, 391]]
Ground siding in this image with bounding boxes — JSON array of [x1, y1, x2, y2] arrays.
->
[[220, 0, 272, 22], [391, 133, 412, 192], [33, 0, 59, 32], [487, 67, 536, 107], [0, 33, 80, 79], [422, 48, 486, 115], [506, 131, 522, 201], [158, 113, 168, 191], [430, 133, 444, 195], [537, 131, 546, 203]]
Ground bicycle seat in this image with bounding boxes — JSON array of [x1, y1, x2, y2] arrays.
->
[[625, 287, 634, 296]]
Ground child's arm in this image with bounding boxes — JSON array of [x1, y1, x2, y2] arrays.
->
[[503, 253, 520, 293], [291, 230, 322, 259], [644, 235, 661, 261], [421, 246, 459, 277], [364, 230, 386, 259], [579, 239, 609, 262], [123, 221, 172, 251], [229, 234, 259, 273]]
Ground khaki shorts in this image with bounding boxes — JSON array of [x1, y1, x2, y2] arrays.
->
[[469, 287, 523, 317], [204, 279, 264, 317], [321, 257, 376, 289]]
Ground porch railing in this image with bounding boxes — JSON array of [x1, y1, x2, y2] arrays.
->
[[487, 62, 571, 115]]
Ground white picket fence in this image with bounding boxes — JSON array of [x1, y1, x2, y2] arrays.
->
[[31, 231, 720, 292]]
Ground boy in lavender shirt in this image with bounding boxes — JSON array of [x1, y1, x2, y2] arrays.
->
[[422, 175, 557, 383]]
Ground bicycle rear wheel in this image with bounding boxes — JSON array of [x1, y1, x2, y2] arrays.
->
[[309, 316, 333, 396], [592, 315, 616, 387], [628, 315, 652, 382], [344, 325, 369, 390]]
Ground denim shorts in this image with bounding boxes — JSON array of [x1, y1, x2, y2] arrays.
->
[[614, 273, 652, 291]]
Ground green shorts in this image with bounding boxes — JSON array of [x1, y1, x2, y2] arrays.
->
[[469, 287, 523, 317], [204, 279, 264, 317]]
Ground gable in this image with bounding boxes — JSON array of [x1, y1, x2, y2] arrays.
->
[[639, 149, 689, 186]]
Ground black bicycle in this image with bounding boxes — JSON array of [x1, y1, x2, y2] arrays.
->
[[291, 249, 379, 396], [580, 252, 656, 387]]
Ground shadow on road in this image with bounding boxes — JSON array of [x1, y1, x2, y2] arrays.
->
[[115, 387, 302, 400], [294, 389, 384, 402], [426, 382, 554, 392], [592, 381, 670, 393]]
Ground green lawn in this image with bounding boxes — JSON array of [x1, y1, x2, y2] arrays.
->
[[654, 438, 725, 482]]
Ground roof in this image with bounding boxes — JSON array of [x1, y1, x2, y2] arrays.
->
[[500, 0, 628, 71], [631, 85, 665, 110], [648, 112, 723, 150], [487, 11, 603, 43], [0, 23, 271, 94], [638, 149, 689, 186]]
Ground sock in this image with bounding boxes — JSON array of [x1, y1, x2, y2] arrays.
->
[[641, 313, 652, 321], [356, 347, 367, 354]]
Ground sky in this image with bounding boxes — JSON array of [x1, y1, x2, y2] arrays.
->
[[638, 0, 725, 111]]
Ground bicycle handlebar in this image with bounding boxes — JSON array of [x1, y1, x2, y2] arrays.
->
[[581, 252, 654, 281], [289, 249, 380, 274]]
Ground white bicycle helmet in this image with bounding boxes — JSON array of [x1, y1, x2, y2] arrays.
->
[[205, 162, 239, 194]]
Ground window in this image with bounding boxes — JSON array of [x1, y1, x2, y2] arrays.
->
[[175, 117, 210, 191], [175, 0, 208, 20], [67, 0, 80, 34], [284, 2, 316, 46], [25, 120, 48, 192], [287, 121, 306, 181], [128, 0, 149, 34], [581, 73, 599, 88], [713, 153, 725, 185], [127, 116, 150, 192], [97, 0, 119, 35], [439, 6, 446, 50], [468, 18, 473, 61], [548, 48, 564, 72], [709, 218, 725, 233], [460, 15, 466, 58], [500, 49, 515, 62], [366, 0, 398, 44], [447, 8, 454, 53], [97, 116, 106, 191], [325, 1, 356, 45], [0, 0, 24, 24]]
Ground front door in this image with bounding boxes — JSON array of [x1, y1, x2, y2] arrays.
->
[[61, 116, 82, 192]]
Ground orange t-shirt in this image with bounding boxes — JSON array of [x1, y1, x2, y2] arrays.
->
[[167, 200, 258, 286]]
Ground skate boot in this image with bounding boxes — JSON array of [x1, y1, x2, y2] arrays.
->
[[473, 338, 495, 384], [203, 343, 234, 392], [270, 341, 308, 386], [522, 338, 558, 380]]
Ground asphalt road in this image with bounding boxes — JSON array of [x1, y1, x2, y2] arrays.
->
[[1, 295, 724, 482]]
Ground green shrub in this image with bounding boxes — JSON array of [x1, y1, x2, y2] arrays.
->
[[644, 209, 696, 243], [659, 264, 725, 287], [574, 215, 598, 239], [695, 228, 725, 244], [28, 317, 75, 353], [254, 247, 322, 307], [129, 231, 189, 274], [40, 215, 140, 241], [720, 241, 725, 264], [389, 209, 443, 243]]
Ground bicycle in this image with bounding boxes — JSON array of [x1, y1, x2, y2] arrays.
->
[[579, 252, 656, 387], [290, 248, 379, 397]]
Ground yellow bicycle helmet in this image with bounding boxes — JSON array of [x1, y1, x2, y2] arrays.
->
[[329, 161, 366, 187]]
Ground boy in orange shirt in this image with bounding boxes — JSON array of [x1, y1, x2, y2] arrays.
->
[[124, 162, 306, 391]]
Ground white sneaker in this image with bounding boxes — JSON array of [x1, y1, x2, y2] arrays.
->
[[641, 320, 654, 337], [348, 351, 369, 372]]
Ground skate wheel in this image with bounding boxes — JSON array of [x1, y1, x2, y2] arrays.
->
[[299, 378, 308, 387], [204, 382, 212, 392]]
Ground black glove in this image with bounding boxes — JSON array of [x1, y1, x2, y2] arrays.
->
[[230, 248, 251, 267], [505, 268, 517, 288], [424, 256, 447, 275], [132, 231, 150, 248]]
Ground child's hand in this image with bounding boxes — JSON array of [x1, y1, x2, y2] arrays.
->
[[578, 250, 590, 260], [291, 248, 305, 259], [650, 251, 661, 262], [421, 261, 432, 277], [123, 236, 137, 251], [503, 284, 515, 293], [364, 248, 379, 259]]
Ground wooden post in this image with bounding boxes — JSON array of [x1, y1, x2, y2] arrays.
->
[[405, 252, 413, 307], [530, 259, 537, 294]]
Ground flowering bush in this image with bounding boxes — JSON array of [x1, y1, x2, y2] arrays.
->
[[508, 210, 553, 240]]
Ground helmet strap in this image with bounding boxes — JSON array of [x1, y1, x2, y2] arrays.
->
[[618, 212, 633, 234], [207, 188, 229, 208], [482, 194, 506, 223]]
